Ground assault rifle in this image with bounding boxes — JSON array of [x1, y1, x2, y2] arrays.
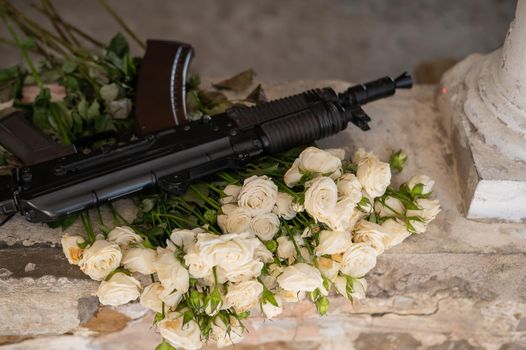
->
[[0, 40, 412, 223]]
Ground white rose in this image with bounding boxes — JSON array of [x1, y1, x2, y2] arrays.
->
[[406, 198, 441, 224], [220, 184, 242, 205], [237, 175, 278, 215], [262, 295, 283, 319], [407, 175, 435, 195], [277, 263, 325, 293], [107, 226, 143, 247], [336, 173, 362, 202], [381, 219, 411, 249], [121, 247, 157, 275], [353, 220, 386, 255], [211, 315, 244, 348], [356, 153, 391, 198], [140, 282, 164, 313], [61, 234, 85, 265], [334, 276, 367, 300], [170, 228, 203, 249], [317, 256, 340, 281], [158, 313, 203, 350], [154, 248, 189, 294], [220, 259, 263, 283], [160, 290, 184, 308], [224, 280, 263, 313], [195, 232, 259, 269], [273, 192, 297, 220], [374, 196, 405, 217], [250, 213, 280, 240], [277, 236, 296, 261], [304, 176, 338, 223], [323, 197, 363, 232], [353, 147, 371, 164], [408, 218, 427, 234], [325, 148, 346, 160], [255, 242, 274, 263], [184, 247, 212, 279], [79, 240, 122, 281], [284, 159, 303, 187], [315, 230, 352, 256], [278, 289, 306, 303], [216, 207, 252, 234], [298, 147, 342, 175], [340, 243, 377, 277], [96, 272, 141, 306]]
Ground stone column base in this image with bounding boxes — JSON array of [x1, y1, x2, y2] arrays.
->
[[437, 53, 526, 221]]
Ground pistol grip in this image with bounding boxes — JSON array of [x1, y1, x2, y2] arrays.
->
[[0, 111, 75, 165]]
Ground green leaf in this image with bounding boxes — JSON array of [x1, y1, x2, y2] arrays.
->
[[62, 61, 77, 74], [155, 340, 176, 350], [46, 213, 78, 230], [262, 289, 278, 307], [87, 100, 101, 119], [411, 183, 424, 196], [0, 153, 5, 166], [244, 84, 267, 104], [0, 66, 21, 86], [107, 33, 129, 58], [186, 90, 202, 114], [203, 209, 217, 224], [264, 239, 278, 253], [32, 88, 52, 130], [94, 115, 117, 133], [153, 312, 165, 324], [213, 69, 255, 92], [20, 37, 37, 50], [182, 310, 194, 326], [186, 74, 201, 90]]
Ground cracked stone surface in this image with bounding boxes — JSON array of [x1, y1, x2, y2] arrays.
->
[[1, 81, 525, 349]]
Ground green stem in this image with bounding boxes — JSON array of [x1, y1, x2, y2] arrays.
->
[[189, 184, 220, 210], [0, 12, 42, 87], [98, 0, 145, 49], [283, 224, 304, 262], [80, 211, 96, 243], [108, 202, 129, 225]]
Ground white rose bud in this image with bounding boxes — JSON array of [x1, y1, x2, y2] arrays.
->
[[304, 176, 338, 223], [262, 295, 283, 319], [154, 248, 190, 294], [325, 148, 346, 160], [277, 263, 325, 293], [140, 282, 164, 313], [284, 159, 303, 187], [277, 236, 296, 261], [96, 272, 141, 306], [353, 220, 386, 255], [107, 226, 143, 247], [220, 184, 242, 205], [408, 219, 427, 234], [121, 247, 157, 275], [336, 173, 363, 203], [381, 219, 411, 249], [224, 280, 263, 313], [407, 175, 435, 195], [61, 234, 85, 265], [334, 276, 367, 300], [374, 196, 405, 217], [340, 243, 377, 277], [250, 213, 280, 241], [317, 256, 340, 281], [406, 198, 441, 224], [79, 240, 122, 281], [356, 152, 391, 198], [273, 192, 297, 220], [217, 207, 252, 234], [298, 147, 342, 175], [315, 230, 352, 256], [237, 175, 278, 215], [211, 315, 244, 348], [160, 290, 184, 308], [158, 313, 203, 350]]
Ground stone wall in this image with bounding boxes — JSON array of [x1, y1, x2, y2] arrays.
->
[[1, 82, 526, 349]]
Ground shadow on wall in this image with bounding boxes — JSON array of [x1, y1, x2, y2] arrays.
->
[[0, 0, 517, 83]]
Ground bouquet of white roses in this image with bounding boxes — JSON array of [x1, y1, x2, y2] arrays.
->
[[61, 146, 440, 350]]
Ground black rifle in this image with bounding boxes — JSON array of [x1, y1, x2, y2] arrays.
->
[[0, 40, 412, 223]]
